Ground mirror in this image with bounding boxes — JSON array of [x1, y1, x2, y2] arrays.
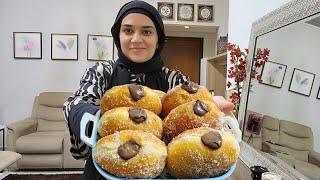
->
[[239, 0, 320, 179]]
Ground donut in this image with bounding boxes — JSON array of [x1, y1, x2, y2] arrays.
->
[[93, 130, 167, 179], [161, 81, 213, 117], [98, 107, 163, 138], [162, 100, 223, 143], [167, 127, 240, 178], [100, 84, 162, 115], [152, 89, 166, 100]]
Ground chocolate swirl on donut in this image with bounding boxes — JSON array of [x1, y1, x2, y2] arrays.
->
[[193, 100, 209, 116], [128, 84, 144, 101], [128, 107, 147, 123], [181, 81, 199, 93], [118, 139, 141, 160], [201, 131, 222, 150]]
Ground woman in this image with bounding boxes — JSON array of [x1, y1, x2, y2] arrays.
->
[[63, 1, 234, 179]]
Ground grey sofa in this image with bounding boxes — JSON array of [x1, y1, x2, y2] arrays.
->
[[243, 110, 320, 180], [6, 92, 84, 169]]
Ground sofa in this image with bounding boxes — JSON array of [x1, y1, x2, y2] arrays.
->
[[6, 92, 84, 169], [243, 110, 320, 180]]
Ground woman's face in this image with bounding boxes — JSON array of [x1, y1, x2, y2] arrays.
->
[[120, 13, 158, 63]]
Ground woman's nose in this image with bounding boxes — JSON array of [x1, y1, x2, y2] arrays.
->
[[131, 32, 143, 43]]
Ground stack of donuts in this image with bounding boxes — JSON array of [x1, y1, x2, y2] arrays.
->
[[92, 81, 240, 179]]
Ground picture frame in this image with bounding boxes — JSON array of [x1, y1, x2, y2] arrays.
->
[[198, 5, 214, 22], [260, 61, 287, 88], [87, 34, 114, 61], [317, 86, 320, 99], [158, 2, 174, 20], [288, 68, 315, 96], [51, 33, 78, 60], [13, 32, 42, 59], [177, 3, 194, 21]]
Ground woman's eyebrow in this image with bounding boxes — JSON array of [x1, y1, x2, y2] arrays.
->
[[121, 24, 155, 29]]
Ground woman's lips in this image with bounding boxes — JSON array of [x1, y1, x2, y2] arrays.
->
[[130, 47, 146, 50]]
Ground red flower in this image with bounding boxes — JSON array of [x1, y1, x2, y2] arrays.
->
[[227, 43, 270, 116]]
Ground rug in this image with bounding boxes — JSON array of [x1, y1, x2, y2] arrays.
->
[[2, 173, 82, 180]]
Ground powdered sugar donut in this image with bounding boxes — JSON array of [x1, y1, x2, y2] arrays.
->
[[93, 130, 167, 179], [167, 127, 240, 178]]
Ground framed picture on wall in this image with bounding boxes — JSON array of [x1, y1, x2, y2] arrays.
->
[[158, 2, 174, 20], [198, 5, 214, 22], [87, 34, 114, 61], [288, 68, 315, 96], [317, 86, 320, 99], [177, 3, 194, 21], [51, 33, 78, 60], [260, 61, 287, 88], [13, 32, 42, 59]]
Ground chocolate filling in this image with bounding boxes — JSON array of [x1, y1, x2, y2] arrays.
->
[[128, 84, 144, 101], [128, 107, 147, 123], [117, 139, 141, 160], [181, 81, 199, 93], [193, 100, 209, 116], [201, 131, 222, 150]]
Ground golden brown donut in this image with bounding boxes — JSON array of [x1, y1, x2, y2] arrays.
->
[[162, 100, 223, 143], [100, 84, 162, 115], [98, 107, 163, 138], [93, 130, 167, 179], [167, 127, 240, 178], [152, 89, 166, 100], [161, 81, 213, 117]]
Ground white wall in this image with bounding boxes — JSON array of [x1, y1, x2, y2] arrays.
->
[[248, 16, 320, 152], [228, 0, 291, 49], [0, 0, 228, 148], [226, 0, 291, 95]]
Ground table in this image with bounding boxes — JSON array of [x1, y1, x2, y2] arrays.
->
[[229, 159, 251, 180], [0, 125, 4, 151]]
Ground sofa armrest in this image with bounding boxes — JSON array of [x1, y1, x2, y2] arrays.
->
[[262, 141, 274, 154], [309, 150, 320, 167], [6, 118, 37, 151]]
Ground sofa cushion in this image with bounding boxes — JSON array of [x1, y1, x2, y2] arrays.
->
[[38, 92, 72, 108], [262, 115, 279, 131], [37, 119, 66, 132], [275, 152, 295, 167], [16, 131, 64, 154], [280, 120, 312, 138], [262, 128, 279, 144], [294, 159, 320, 180], [279, 120, 313, 151], [17, 154, 63, 169], [264, 142, 309, 162], [279, 131, 312, 151], [36, 105, 66, 132]]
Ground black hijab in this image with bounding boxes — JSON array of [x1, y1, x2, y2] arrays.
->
[[107, 0, 168, 92]]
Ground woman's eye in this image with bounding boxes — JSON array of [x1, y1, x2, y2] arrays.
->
[[142, 30, 152, 36], [123, 28, 133, 34]]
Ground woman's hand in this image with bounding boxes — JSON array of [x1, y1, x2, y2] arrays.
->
[[213, 96, 234, 112]]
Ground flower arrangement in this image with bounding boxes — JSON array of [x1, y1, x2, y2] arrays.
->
[[226, 43, 270, 117]]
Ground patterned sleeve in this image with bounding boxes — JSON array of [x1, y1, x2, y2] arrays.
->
[[63, 60, 115, 160], [162, 67, 189, 90]]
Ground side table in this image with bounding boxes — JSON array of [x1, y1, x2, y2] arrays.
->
[[0, 125, 5, 151]]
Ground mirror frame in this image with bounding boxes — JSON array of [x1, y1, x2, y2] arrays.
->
[[238, 0, 320, 178], [238, 0, 320, 132]]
